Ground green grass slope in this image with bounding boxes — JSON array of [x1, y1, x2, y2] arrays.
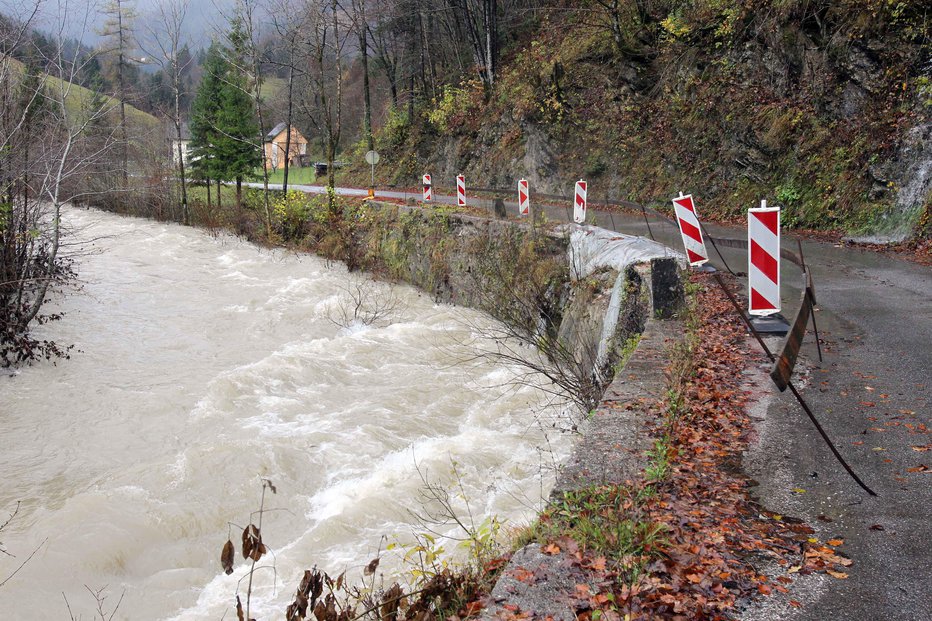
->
[[9, 57, 159, 129]]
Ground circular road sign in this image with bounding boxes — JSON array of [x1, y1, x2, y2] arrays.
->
[[365, 150, 380, 165]]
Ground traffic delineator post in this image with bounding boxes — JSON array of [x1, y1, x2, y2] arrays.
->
[[456, 174, 466, 207], [574, 180, 587, 223], [422, 174, 432, 202], [671, 192, 710, 267], [748, 199, 781, 317], [518, 179, 530, 216]]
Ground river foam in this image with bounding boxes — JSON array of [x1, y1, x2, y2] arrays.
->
[[0, 208, 572, 620]]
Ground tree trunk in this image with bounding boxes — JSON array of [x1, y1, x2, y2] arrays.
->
[[484, 0, 497, 87], [388, 76, 398, 108], [407, 75, 415, 120], [19, 129, 74, 331], [249, 32, 273, 239], [21, 132, 29, 207], [254, 99, 272, 238], [417, 5, 428, 97], [326, 0, 342, 217], [173, 74, 188, 224], [283, 64, 294, 195], [216, 178, 222, 211], [327, 141, 336, 211], [177, 143, 188, 224], [236, 175, 242, 211], [459, 0, 497, 90], [207, 176, 212, 209], [117, 0, 129, 186], [356, 0, 373, 152], [423, 6, 437, 99]]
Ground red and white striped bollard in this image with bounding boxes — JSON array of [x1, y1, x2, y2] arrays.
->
[[748, 199, 781, 315], [456, 174, 466, 207], [422, 174, 432, 202], [518, 179, 530, 216], [671, 192, 709, 267], [574, 180, 587, 223]]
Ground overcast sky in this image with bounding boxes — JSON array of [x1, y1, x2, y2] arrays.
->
[[2, 0, 234, 49]]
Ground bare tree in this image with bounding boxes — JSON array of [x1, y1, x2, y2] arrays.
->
[[0, 0, 120, 365], [458, 306, 606, 415], [298, 0, 347, 216], [99, 0, 137, 184], [366, 2, 403, 107], [23, 17, 115, 321], [269, 0, 313, 196], [326, 277, 402, 329], [144, 0, 192, 224], [452, 0, 498, 90], [63, 585, 125, 621], [0, 502, 44, 590], [227, 0, 274, 237], [351, 0, 374, 152]]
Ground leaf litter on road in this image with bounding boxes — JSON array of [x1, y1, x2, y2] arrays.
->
[[526, 275, 856, 620]]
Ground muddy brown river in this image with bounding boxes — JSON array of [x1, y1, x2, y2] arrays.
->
[[0, 208, 572, 620]]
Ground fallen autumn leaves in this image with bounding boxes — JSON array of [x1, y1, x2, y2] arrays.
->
[[509, 274, 856, 620]]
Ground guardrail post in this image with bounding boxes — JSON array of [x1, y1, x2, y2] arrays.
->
[[713, 273, 876, 497]]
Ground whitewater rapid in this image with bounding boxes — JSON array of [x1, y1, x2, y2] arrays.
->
[[0, 208, 572, 620]]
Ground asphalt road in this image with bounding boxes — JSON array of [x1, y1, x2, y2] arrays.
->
[[741, 244, 931, 620], [262, 181, 931, 619]]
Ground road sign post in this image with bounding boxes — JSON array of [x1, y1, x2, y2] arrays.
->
[[422, 174, 432, 202], [365, 150, 380, 198]]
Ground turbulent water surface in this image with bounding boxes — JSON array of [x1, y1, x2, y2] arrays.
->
[[0, 208, 572, 620]]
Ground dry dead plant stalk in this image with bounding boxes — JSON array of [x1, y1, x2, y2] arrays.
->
[[326, 277, 402, 329]]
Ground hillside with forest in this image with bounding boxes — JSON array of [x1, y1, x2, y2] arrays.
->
[[2, 0, 930, 363], [344, 0, 930, 242]]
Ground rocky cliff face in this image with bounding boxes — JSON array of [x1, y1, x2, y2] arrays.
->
[[363, 1, 930, 240], [857, 119, 932, 242]]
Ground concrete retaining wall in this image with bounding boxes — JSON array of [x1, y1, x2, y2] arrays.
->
[[356, 203, 685, 403]]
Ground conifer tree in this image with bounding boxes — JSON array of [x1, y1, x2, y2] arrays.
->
[[188, 41, 226, 208], [220, 16, 261, 213], [189, 39, 260, 215]]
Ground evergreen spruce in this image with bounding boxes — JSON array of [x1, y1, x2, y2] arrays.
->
[[188, 40, 260, 214], [217, 20, 260, 213]]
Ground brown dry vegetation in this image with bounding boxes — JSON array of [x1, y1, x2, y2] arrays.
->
[[344, 0, 930, 238]]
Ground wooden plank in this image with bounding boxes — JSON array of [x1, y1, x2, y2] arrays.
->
[[770, 283, 813, 391], [807, 268, 817, 305]]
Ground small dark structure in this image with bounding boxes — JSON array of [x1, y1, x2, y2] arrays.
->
[[313, 161, 345, 177]]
